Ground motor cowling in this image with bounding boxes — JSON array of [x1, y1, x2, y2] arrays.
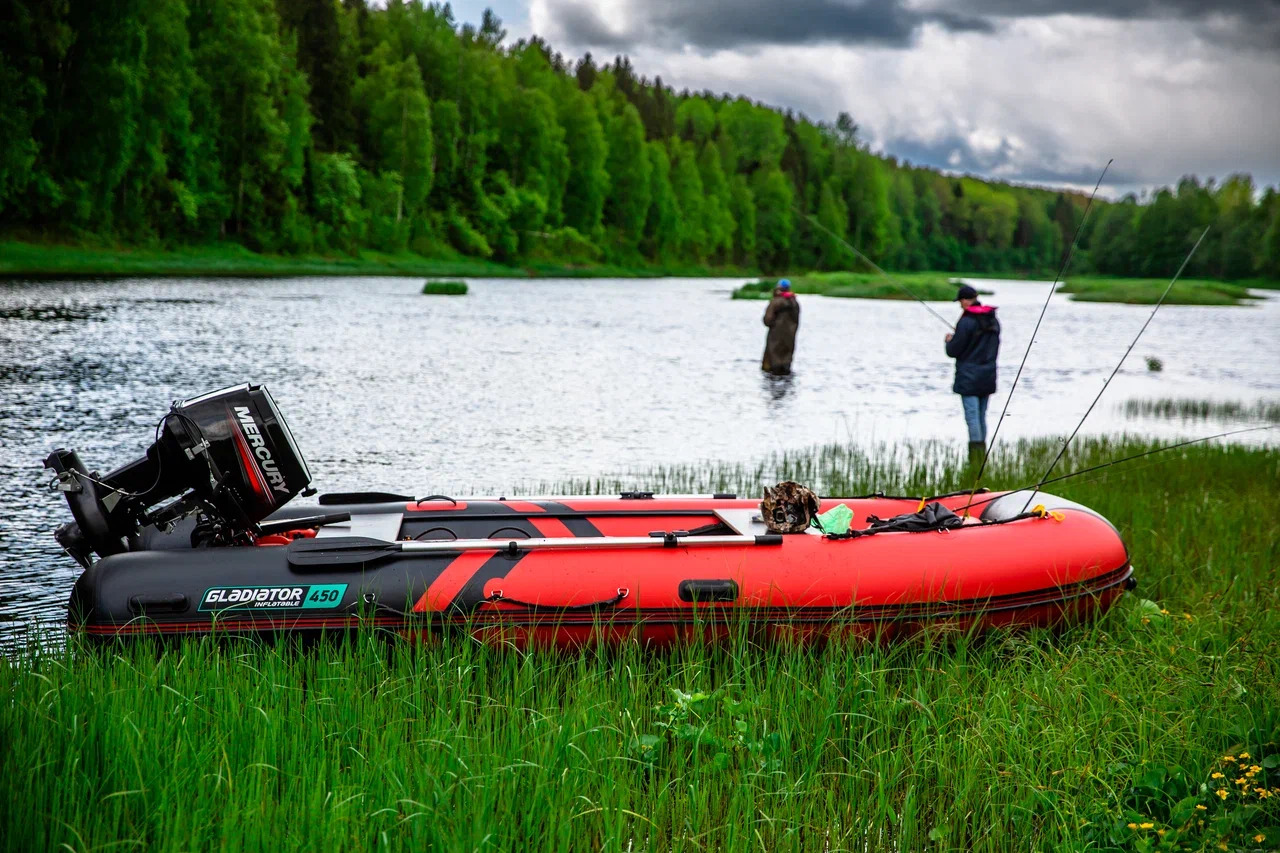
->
[[46, 383, 313, 566]]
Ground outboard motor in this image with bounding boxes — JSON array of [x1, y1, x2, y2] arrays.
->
[[45, 383, 313, 567]]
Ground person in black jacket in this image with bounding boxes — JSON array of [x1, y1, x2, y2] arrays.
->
[[762, 279, 800, 375], [944, 284, 1001, 461]]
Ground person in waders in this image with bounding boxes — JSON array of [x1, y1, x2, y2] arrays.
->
[[945, 284, 1001, 465], [762, 279, 800, 375]]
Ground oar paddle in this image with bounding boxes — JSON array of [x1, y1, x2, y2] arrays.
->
[[288, 531, 784, 571], [288, 536, 415, 569]]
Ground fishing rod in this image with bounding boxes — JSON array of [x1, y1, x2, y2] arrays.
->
[[962, 159, 1113, 509], [957, 424, 1275, 516], [1019, 225, 1211, 513], [793, 206, 956, 331]]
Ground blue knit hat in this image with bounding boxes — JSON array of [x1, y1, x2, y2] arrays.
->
[[777, 279, 791, 291]]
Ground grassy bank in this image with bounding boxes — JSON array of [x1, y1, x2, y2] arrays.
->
[[732, 271, 962, 301], [0, 241, 752, 280], [1058, 277, 1263, 306], [3, 436, 1278, 852]]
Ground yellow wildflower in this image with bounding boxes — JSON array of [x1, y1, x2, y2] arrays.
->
[[1222, 755, 1236, 762], [1238, 751, 1250, 759], [1216, 789, 1229, 800], [1127, 823, 1138, 830], [1258, 788, 1272, 798], [1157, 829, 1166, 837], [1196, 804, 1208, 811], [1212, 772, 1225, 779], [1160, 608, 1169, 615], [1182, 612, 1193, 620], [1139, 823, 1154, 830], [1255, 835, 1266, 845], [1218, 842, 1228, 851], [1235, 776, 1250, 786], [1141, 617, 1150, 625]]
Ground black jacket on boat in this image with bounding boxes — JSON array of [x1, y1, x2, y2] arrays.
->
[[945, 304, 1000, 396]]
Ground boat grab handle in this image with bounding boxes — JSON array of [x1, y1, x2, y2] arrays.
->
[[484, 587, 630, 612]]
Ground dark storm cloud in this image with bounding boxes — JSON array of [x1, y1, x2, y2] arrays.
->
[[941, 0, 1280, 49], [551, 0, 1280, 52], [886, 134, 1140, 188], [949, 0, 1277, 20], [552, 0, 993, 50]]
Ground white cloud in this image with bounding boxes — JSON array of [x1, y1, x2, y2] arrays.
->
[[528, 0, 1280, 193]]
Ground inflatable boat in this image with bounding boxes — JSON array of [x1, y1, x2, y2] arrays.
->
[[44, 384, 1134, 646]]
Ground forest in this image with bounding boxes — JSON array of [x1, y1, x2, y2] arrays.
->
[[2, 0, 1278, 280]]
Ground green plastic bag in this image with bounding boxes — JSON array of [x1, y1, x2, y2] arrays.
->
[[814, 503, 853, 535]]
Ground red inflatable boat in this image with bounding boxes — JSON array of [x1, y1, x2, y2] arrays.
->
[[44, 384, 1134, 646]]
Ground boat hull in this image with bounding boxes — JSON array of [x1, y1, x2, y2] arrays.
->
[[68, 492, 1134, 646]]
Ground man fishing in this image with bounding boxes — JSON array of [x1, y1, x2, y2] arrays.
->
[[762, 279, 800, 375], [944, 284, 1001, 463]]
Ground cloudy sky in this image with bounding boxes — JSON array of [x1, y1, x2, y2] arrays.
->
[[449, 0, 1280, 196]]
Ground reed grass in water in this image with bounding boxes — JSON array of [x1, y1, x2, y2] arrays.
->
[[1121, 397, 1280, 424], [421, 279, 468, 295], [3, 437, 1278, 852]]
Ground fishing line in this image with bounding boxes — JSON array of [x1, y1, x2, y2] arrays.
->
[[956, 425, 1273, 516], [961, 159, 1113, 512], [1019, 225, 1211, 512], [792, 206, 956, 330]]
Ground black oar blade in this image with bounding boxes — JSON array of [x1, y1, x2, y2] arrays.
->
[[287, 536, 402, 570]]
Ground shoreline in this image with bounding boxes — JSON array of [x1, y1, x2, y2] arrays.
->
[[3, 242, 1275, 307], [0, 240, 751, 281]]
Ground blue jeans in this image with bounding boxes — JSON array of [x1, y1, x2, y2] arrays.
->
[[961, 395, 990, 444]]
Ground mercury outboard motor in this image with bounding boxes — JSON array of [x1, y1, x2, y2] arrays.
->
[[45, 383, 313, 567]]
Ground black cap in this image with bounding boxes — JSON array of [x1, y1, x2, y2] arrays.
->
[[955, 284, 979, 301]]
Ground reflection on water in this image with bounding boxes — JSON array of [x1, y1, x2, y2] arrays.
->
[[762, 372, 795, 402], [1, 275, 1277, 644]]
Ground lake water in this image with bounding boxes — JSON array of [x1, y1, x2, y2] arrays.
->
[[2, 275, 1277, 643]]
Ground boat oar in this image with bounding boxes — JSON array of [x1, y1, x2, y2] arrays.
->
[[288, 531, 784, 571], [288, 536, 419, 569]]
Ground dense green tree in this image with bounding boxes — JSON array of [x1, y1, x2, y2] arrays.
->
[[558, 88, 608, 240], [728, 175, 757, 265], [602, 103, 651, 252], [752, 167, 794, 272], [0, 0, 1273, 279], [353, 46, 431, 225], [718, 99, 785, 174], [189, 0, 312, 242], [113, 0, 203, 237], [277, 0, 357, 151], [697, 144, 734, 260], [814, 180, 852, 269], [669, 140, 706, 260], [674, 98, 715, 145], [642, 141, 678, 258], [1259, 191, 1280, 280]]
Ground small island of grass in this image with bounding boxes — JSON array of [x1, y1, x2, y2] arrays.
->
[[1057, 277, 1261, 306], [422, 280, 468, 295], [732, 271, 975, 302]]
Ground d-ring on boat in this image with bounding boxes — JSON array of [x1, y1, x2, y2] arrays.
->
[[44, 384, 1134, 646]]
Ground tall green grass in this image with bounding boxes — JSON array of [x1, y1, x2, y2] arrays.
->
[[3, 437, 1277, 852]]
